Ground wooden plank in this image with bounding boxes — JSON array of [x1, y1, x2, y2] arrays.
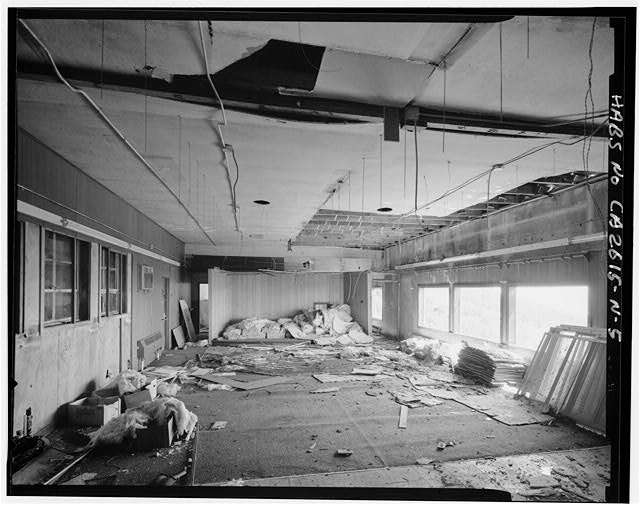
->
[[200, 374, 291, 390], [398, 405, 408, 429], [518, 330, 551, 396], [171, 325, 186, 349], [179, 299, 197, 342], [542, 336, 578, 412]]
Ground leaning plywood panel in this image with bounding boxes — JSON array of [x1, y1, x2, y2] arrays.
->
[[518, 325, 606, 434]]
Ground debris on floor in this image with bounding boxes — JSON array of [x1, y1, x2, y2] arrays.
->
[[335, 449, 353, 457]]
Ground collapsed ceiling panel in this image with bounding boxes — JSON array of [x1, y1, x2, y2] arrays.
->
[[295, 171, 604, 249], [15, 15, 613, 253]]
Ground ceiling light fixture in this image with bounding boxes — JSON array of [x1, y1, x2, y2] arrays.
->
[[253, 199, 270, 205]]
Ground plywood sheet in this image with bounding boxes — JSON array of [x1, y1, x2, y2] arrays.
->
[[179, 299, 197, 342]]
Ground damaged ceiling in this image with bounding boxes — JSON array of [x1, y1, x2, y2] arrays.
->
[[15, 15, 613, 252]]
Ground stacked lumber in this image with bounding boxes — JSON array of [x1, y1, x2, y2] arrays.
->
[[455, 347, 527, 386]]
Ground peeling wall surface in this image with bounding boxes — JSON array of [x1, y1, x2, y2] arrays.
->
[[209, 271, 344, 339]]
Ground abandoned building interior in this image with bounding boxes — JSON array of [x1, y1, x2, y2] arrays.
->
[[8, 10, 630, 499]]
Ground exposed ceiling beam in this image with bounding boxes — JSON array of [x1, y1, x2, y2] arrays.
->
[[17, 63, 607, 138]]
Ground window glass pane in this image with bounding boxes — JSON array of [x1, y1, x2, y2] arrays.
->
[[44, 293, 53, 321], [372, 287, 383, 320], [121, 256, 128, 314], [77, 240, 90, 321], [108, 292, 119, 315], [55, 234, 73, 261], [44, 260, 54, 290], [100, 293, 107, 316], [458, 286, 501, 342], [514, 286, 588, 350], [55, 292, 73, 320], [109, 255, 120, 289], [55, 262, 74, 290], [418, 287, 449, 331], [45, 231, 54, 259]]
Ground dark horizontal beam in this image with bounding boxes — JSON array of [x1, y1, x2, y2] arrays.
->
[[17, 61, 607, 138]]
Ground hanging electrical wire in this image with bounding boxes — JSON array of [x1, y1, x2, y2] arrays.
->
[[581, 17, 607, 238], [400, 120, 608, 219], [17, 19, 217, 246], [413, 120, 419, 213], [442, 60, 447, 152], [379, 135, 383, 210], [527, 17, 530, 59], [499, 22, 503, 122], [361, 157, 365, 212], [403, 127, 407, 199], [198, 20, 240, 234], [100, 20, 105, 101]]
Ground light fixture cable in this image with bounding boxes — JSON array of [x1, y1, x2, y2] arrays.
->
[[17, 18, 217, 246]]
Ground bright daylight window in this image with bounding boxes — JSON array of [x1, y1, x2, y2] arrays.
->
[[418, 286, 449, 331], [372, 287, 383, 320], [514, 285, 588, 350], [458, 286, 501, 342]]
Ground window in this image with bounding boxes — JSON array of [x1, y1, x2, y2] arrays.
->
[[100, 247, 128, 316], [457, 286, 501, 342], [372, 287, 383, 320], [418, 286, 449, 331], [513, 285, 588, 349], [43, 230, 90, 325]]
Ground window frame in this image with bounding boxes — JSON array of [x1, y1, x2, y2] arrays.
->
[[99, 245, 128, 318], [42, 229, 90, 327], [417, 284, 451, 332]]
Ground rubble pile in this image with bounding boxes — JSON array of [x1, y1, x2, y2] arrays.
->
[[220, 304, 373, 345]]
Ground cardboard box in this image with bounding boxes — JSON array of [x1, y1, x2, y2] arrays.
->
[[122, 379, 158, 410], [68, 396, 121, 426], [135, 414, 175, 451]]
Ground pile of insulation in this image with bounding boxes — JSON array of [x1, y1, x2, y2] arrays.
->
[[400, 336, 464, 367], [88, 397, 197, 447], [220, 304, 373, 345]]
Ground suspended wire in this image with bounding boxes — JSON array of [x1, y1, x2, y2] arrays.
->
[[178, 115, 182, 199], [379, 134, 383, 209], [100, 20, 104, 101], [17, 19, 217, 246], [582, 17, 606, 239], [527, 17, 530, 59], [442, 60, 447, 152], [499, 22, 503, 122], [361, 158, 365, 212], [403, 127, 407, 199], [297, 22, 342, 73], [413, 121, 419, 213], [400, 120, 608, 219], [198, 20, 241, 234], [144, 20, 148, 153]]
